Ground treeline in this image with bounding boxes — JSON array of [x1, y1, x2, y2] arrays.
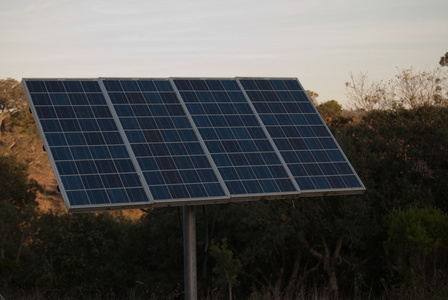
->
[[2, 75, 448, 299]]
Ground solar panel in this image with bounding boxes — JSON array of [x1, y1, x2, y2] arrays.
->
[[237, 78, 365, 195], [23, 77, 365, 212], [172, 79, 298, 197], [24, 79, 151, 210], [100, 79, 226, 204]]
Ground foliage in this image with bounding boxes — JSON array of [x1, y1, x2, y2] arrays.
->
[[306, 90, 319, 106], [0, 156, 41, 208], [209, 238, 242, 299], [325, 105, 448, 297], [385, 206, 448, 291], [0, 156, 40, 290], [0, 78, 43, 175], [29, 212, 136, 297], [344, 106, 448, 211], [203, 194, 371, 300], [440, 52, 448, 67], [316, 100, 342, 122]]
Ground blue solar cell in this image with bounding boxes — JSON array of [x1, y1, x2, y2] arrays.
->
[[66, 190, 89, 205], [269, 80, 288, 90], [27, 81, 47, 92], [86, 93, 107, 105], [69, 93, 89, 105], [205, 80, 225, 90], [126, 93, 146, 104], [151, 185, 171, 199], [121, 80, 140, 91], [226, 181, 245, 194], [102, 174, 123, 188], [63, 81, 83, 92], [221, 80, 240, 91], [95, 160, 117, 173], [144, 171, 165, 185], [320, 163, 338, 175], [90, 146, 111, 159], [342, 175, 363, 188], [45, 81, 65, 92], [242, 180, 263, 193], [30, 94, 52, 105], [106, 189, 127, 203], [81, 81, 102, 92], [61, 175, 84, 190], [50, 93, 70, 106], [35, 106, 56, 119], [137, 80, 157, 91], [264, 182, 282, 193], [87, 189, 109, 203], [71, 146, 92, 159], [187, 184, 208, 198], [154, 80, 174, 91], [103, 80, 122, 92]]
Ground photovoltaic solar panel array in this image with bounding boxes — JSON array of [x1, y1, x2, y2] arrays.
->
[[23, 77, 365, 212]]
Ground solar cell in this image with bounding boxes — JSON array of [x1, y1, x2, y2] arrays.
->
[[23, 77, 365, 212]]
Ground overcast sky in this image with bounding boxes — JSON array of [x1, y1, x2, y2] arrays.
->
[[1, 0, 447, 107]]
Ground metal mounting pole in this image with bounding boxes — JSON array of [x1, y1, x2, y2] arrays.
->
[[183, 205, 197, 300]]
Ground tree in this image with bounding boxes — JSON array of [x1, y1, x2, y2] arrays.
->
[[440, 52, 448, 67], [391, 67, 447, 108], [385, 206, 448, 289], [209, 194, 371, 300], [0, 78, 27, 131], [306, 90, 319, 106], [0, 78, 46, 190], [343, 106, 448, 211], [209, 238, 242, 300], [0, 156, 40, 289], [345, 68, 448, 111], [325, 105, 448, 297], [0, 156, 40, 208], [317, 100, 342, 122], [0, 77, 40, 161], [345, 72, 388, 111], [31, 212, 138, 297]]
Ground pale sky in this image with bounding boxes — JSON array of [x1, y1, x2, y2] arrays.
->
[[1, 0, 447, 107]]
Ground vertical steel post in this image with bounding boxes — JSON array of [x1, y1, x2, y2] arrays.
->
[[183, 205, 197, 300]]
